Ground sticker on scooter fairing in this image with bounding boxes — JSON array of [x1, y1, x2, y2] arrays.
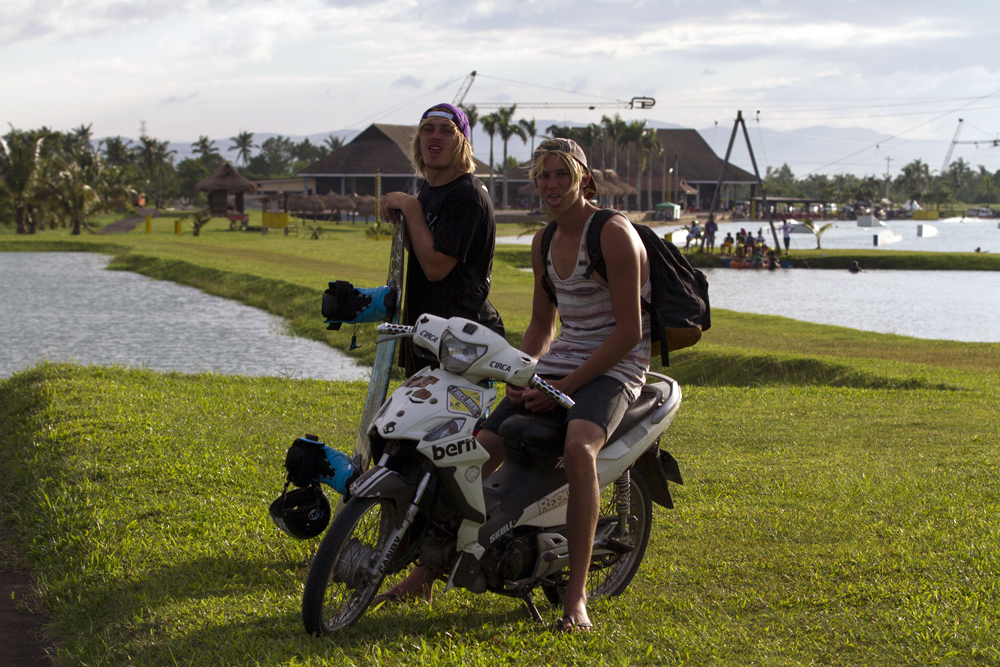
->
[[447, 386, 481, 417], [405, 375, 440, 388]]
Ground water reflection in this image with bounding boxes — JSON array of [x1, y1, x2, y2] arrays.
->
[[702, 267, 1000, 342], [0, 253, 370, 381]]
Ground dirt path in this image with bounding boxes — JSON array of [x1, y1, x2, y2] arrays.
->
[[98, 207, 160, 235]]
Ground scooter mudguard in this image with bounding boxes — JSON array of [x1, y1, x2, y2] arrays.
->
[[348, 466, 417, 517]]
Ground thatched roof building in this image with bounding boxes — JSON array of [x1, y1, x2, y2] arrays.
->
[[299, 123, 489, 200], [196, 162, 257, 215]]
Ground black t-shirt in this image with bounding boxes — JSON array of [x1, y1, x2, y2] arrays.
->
[[400, 173, 505, 375]]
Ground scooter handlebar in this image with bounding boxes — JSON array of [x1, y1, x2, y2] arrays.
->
[[529, 375, 575, 410], [375, 322, 413, 344]]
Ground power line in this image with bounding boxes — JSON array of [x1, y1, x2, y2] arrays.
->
[[806, 87, 1000, 175]]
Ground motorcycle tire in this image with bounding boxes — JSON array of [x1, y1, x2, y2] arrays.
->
[[542, 467, 653, 605], [302, 496, 398, 634]]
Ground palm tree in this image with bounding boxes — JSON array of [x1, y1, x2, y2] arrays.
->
[[639, 129, 662, 211], [0, 127, 44, 234], [45, 151, 104, 235], [601, 114, 627, 172], [546, 124, 578, 141], [495, 105, 526, 209], [480, 112, 499, 202], [519, 118, 538, 154], [192, 136, 219, 165], [576, 124, 604, 171], [137, 136, 176, 208], [622, 120, 646, 210], [100, 136, 134, 168], [458, 104, 478, 150], [71, 123, 95, 155], [324, 134, 344, 153], [228, 131, 256, 167]]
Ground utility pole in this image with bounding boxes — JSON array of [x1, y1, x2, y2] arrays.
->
[[884, 156, 893, 200]]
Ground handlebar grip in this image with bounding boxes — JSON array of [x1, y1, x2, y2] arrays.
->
[[529, 375, 575, 409], [376, 323, 413, 336]]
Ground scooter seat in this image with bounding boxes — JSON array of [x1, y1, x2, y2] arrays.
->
[[499, 384, 663, 452]]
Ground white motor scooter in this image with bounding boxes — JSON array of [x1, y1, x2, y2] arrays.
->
[[299, 314, 684, 634]]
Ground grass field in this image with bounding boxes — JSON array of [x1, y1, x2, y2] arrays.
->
[[1, 217, 999, 665]]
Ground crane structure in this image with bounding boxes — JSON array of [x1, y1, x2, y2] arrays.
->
[[941, 118, 1000, 174], [452, 70, 655, 111]]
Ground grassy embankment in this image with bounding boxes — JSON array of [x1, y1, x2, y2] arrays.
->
[[1, 215, 999, 665]]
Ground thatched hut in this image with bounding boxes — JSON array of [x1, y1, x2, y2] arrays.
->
[[196, 162, 256, 216], [350, 194, 378, 222]]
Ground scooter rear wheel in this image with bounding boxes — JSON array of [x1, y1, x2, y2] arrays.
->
[[302, 497, 397, 634], [542, 467, 653, 604]]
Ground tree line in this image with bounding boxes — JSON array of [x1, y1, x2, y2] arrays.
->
[[0, 124, 346, 234], [761, 158, 998, 210]]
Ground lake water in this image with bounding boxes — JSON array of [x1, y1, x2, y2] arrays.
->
[[499, 216, 1000, 254], [0, 253, 370, 381], [701, 268, 1000, 343]]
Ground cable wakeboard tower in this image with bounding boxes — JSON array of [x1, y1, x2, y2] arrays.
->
[[453, 70, 654, 110]]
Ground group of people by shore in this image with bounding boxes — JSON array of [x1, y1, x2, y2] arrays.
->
[[719, 227, 780, 269]]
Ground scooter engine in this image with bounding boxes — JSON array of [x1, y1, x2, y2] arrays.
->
[[494, 534, 539, 584]]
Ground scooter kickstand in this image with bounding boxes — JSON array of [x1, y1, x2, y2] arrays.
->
[[521, 592, 544, 624]]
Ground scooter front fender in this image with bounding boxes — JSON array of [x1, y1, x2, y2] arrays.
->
[[349, 466, 417, 514]]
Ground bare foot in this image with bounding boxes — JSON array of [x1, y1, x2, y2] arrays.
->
[[373, 565, 435, 604]]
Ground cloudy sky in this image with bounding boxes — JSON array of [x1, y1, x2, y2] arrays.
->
[[3, 0, 999, 174]]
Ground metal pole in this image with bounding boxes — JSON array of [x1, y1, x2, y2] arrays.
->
[[737, 114, 781, 252]]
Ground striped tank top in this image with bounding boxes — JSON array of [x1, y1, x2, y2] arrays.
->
[[534, 213, 652, 400]]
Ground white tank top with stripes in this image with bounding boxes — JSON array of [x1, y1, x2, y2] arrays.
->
[[534, 213, 652, 400]]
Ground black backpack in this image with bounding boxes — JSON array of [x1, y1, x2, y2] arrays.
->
[[540, 209, 710, 366]]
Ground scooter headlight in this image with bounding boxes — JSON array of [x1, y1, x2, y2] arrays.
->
[[439, 331, 488, 374]]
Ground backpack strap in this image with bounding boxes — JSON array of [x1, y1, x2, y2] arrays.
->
[[539, 220, 559, 305], [581, 209, 620, 281]]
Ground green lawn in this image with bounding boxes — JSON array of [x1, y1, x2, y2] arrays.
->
[[1, 219, 999, 665]]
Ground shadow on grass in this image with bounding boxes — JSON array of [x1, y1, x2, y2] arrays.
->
[[660, 348, 963, 390]]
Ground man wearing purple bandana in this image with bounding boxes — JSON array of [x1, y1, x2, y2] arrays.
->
[[381, 103, 504, 377]]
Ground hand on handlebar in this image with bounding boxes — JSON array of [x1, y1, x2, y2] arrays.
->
[[522, 376, 575, 411]]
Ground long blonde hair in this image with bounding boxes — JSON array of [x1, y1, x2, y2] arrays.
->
[[409, 112, 476, 179]]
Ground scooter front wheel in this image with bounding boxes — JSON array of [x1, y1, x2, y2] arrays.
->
[[302, 496, 397, 634]]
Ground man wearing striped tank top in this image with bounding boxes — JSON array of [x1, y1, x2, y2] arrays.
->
[[477, 138, 652, 633]]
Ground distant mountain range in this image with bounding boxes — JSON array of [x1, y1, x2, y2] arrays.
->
[[108, 121, 999, 179]]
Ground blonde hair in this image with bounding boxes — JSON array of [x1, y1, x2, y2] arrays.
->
[[409, 113, 475, 179], [528, 149, 586, 194]]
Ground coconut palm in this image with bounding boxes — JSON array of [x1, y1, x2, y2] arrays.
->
[[621, 120, 646, 209], [601, 113, 627, 172], [800, 218, 835, 249], [639, 129, 662, 211], [480, 112, 499, 201], [228, 131, 256, 167], [45, 151, 104, 235], [71, 124, 95, 155], [576, 124, 604, 171], [324, 134, 344, 153], [136, 136, 176, 208], [495, 105, 526, 209], [100, 136, 134, 168], [458, 104, 478, 150], [0, 127, 44, 234], [519, 118, 538, 154], [545, 124, 578, 141], [192, 136, 219, 165]]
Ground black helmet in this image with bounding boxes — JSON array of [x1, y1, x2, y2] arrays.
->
[[269, 486, 330, 539]]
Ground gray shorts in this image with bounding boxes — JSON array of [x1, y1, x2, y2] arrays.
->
[[481, 375, 633, 439]]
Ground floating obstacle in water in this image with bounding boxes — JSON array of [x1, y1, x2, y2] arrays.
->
[[917, 224, 938, 238]]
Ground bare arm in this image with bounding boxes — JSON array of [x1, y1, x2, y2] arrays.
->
[[507, 229, 559, 405], [380, 191, 458, 282]]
